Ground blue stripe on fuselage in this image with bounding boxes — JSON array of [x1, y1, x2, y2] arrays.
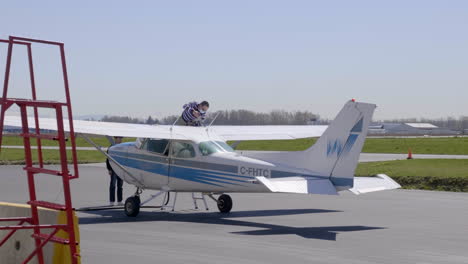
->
[[110, 150, 252, 180], [109, 149, 332, 187], [111, 152, 248, 187], [112, 155, 169, 175]]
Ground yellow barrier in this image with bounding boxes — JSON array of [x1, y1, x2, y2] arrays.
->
[[0, 202, 80, 264]]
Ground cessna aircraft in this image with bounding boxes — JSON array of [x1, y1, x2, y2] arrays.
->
[[4, 100, 400, 217]]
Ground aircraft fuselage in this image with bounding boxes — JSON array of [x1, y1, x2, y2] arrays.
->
[[108, 140, 324, 193]]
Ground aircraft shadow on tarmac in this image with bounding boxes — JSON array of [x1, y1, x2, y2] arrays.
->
[[78, 208, 385, 241]]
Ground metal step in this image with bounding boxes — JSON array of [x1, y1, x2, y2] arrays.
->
[[0, 217, 32, 223], [0, 224, 67, 231], [28, 200, 67, 211], [23, 166, 71, 177], [4, 98, 67, 108], [32, 233, 77, 245]]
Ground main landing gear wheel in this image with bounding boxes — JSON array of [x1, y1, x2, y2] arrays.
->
[[124, 196, 141, 217], [217, 194, 232, 213]]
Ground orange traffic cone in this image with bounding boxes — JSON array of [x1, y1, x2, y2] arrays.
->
[[407, 148, 413, 159]]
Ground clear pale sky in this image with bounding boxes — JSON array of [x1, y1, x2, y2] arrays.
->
[[1, 1, 467, 120]]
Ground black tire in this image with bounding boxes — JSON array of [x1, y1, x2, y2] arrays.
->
[[217, 194, 233, 213], [124, 196, 141, 217]]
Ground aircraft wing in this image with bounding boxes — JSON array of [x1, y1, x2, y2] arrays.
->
[[208, 125, 327, 141], [3, 116, 183, 139], [3, 116, 327, 141]]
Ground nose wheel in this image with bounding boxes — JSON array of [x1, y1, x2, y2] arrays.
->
[[124, 196, 141, 217], [217, 194, 233, 213]]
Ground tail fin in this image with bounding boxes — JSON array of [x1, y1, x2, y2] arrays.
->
[[300, 100, 376, 189]]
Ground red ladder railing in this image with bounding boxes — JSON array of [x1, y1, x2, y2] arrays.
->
[[0, 36, 80, 264]]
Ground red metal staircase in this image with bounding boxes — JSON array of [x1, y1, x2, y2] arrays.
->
[[0, 36, 80, 264]]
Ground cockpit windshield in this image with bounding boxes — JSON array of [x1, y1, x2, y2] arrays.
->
[[199, 141, 234, 156], [215, 141, 234, 152]]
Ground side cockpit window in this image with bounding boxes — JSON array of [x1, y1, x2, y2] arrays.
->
[[171, 141, 196, 159], [198, 141, 234, 156], [143, 139, 169, 155], [199, 141, 222, 156]]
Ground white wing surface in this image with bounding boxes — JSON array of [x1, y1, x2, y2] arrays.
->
[[3, 116, 327, 141], [4, 116, 181, 139], [210, 125, 327, 141]]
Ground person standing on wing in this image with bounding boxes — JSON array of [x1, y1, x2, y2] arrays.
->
[[181, 101, 210, 126], [106, 136, 124, 206]]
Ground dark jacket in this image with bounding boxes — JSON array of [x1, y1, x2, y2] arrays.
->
[[106, 158, 113, 173]]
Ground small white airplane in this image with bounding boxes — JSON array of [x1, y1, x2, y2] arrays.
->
[[4, 100, 400, 217]]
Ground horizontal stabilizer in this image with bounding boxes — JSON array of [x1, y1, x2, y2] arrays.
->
[[256, 176, 338, 195], [350, 174, 401, 194]]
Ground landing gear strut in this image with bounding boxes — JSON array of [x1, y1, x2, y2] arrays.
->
[[217, 194, 233, 213], [123, 190, 233, 216]]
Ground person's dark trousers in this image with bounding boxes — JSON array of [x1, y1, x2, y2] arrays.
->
[[109, 172, 123, 203]]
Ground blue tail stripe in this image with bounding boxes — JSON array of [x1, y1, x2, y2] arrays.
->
[[343, 134, 358, 154]]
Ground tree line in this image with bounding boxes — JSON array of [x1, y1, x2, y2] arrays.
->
[[101, 109, 324, 126]]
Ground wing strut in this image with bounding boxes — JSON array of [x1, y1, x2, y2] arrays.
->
[[79, 134, 145, 188]]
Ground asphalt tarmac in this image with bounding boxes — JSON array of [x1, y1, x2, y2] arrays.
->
[[0, 164, 467, 264]]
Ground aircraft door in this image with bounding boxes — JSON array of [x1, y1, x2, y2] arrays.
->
[[168, 141, 197, 186], [137, 139, 170, 186]]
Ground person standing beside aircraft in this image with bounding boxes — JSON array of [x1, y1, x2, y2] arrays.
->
[[106, 136, 124, 206], [181, 101, 210, 126]]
